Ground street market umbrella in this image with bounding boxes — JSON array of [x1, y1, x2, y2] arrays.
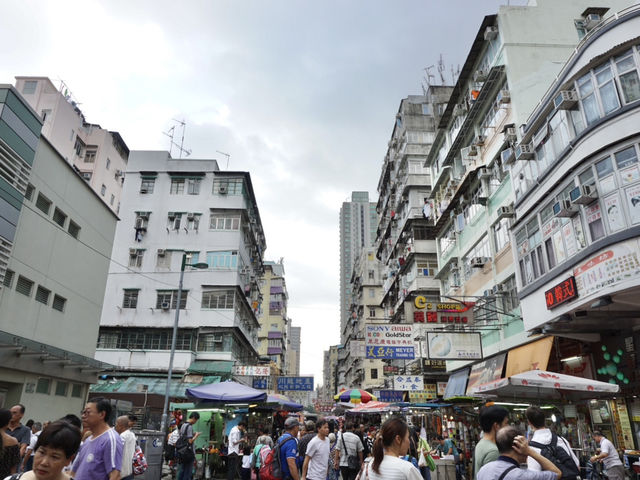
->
[[186, 380, 267, 403], [266, 394, 303, 411], [471, 370, 619, 400], [348, 401, 398, 414], [334, 389, 377, 404]]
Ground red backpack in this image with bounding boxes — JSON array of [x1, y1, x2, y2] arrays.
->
[[259, 436, 296, 480]]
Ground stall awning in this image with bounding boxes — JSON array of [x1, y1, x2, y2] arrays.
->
[[187, 360, 234, 375], [90, 375, 221, 398], [505, 337, 554, 377], [466, 353, 507, 396], [186, 380, 267, 403], [443, 368, 470, 400]]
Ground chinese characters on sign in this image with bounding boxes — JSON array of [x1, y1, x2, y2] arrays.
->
[[277, 376, 314, 391], [365, 324, 415, 359], [252, 378, 268, 389], [376, 390, 406, 402], [413, 297, 475, 326], [573, 243, 640, 297], [233, 365, 271, 376], [544, 276, 578, 310], [393, 375, 425, 391], [408, 384, 437, 403]]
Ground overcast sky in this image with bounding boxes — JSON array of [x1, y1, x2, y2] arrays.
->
[[1, 0, 527, 387]]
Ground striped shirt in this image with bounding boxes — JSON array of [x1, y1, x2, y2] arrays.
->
[[73, 428, 123, 480]]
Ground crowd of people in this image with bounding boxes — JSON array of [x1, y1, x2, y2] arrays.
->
[[0, 398, 144, 480]]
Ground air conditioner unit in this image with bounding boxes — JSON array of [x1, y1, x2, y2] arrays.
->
[[553, 199, 578, 218], [161, 302, 171, 311], [569, 184, 598, 205], [129, 248, 138, 255], [553, 90, 579, 110], [470, 257, 489, 268], [484, 25, 498, 41], [461, 146, 477, 162], [241, 267, 251, 274], [497, 89, 511, 104], [167, 212, 176, 220], [140, 188, 148, 194], [453, 104, 467, 117], [504, 127, 517, 143], [496, 205, 515, 218], [477, 167, 492, 180], [135, 218, 146, 229], [157, 249, 166, 256], [515, 143, 535, 161], [584, 13, 601, 30], [474, 70, 488, 82], [501, 147, 515, 165], [492, 284, 507, 294], [474, 135, 486, 146], [219, 184, 228, 194], [187, 213, 195, 220]]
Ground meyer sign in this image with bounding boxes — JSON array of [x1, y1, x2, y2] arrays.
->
[[233, 365, 271, 376], [413, 297, 475, 326], [365, 324, 415, 359]]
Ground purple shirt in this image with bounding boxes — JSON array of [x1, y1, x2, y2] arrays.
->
[[73, 428, 123, 480]]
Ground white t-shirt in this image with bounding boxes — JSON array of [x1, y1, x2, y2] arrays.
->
[[336, 432, 363, 467], [364, 455, 423, 480], [242, 454, 252, 469], [527, 429, 579, 471], [229, 426, 242, 455], [305, 436, 330, 480], [600, 437, 622, 469], [120, 429, 137, 478]]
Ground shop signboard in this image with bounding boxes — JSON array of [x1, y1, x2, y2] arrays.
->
[[466, 353, 506, 395], [423, 359, 447, 373], [545, 276, 578, 310], [615, 398, 634, 449], [505, 337, 553, 377], [393, 375, 424, 391], [413, 297, 475, 326], [443, 368, 470, 399], [408, 384, 437, 403], [350, 340, 366, 358], [437, 382, 447, 396], [277, 376, 314, 391], [253, 378, 268, 389], [233, 365, 271, 376], [377, 390, 405, 402], [365, 324, 415, 359], [314, 402, 334, 413], [573, 241, 640, 297], [426, 332, 482, 360], [383, 365, 400, 376]]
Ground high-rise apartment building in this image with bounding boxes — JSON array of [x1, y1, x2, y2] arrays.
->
[[322, 345, 340, 400], [339, 192, 377, 342], [288, 326, 301, 376], [257, 260, 289, 373], [14, 77, 129, 214]]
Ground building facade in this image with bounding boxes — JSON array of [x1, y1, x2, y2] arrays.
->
[[0, 85, 116, 419], [339, 192, 377, 340], [257, 260, 289, 373], [322, 344, 340, 401], [288, 325, 301, 376], [14, 77, 129, 214]]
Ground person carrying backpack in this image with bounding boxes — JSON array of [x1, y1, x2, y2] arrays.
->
[[526, 406, 580, 480]]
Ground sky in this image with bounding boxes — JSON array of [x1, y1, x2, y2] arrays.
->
[[0, 0, 527, 387]]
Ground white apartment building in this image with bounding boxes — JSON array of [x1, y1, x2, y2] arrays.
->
[[14, 77, 129, 214], [96, 151, 265, 387]]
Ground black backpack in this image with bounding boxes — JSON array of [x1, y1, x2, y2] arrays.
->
[[175, 424, 194, 462], [529, 433, 580, 480]]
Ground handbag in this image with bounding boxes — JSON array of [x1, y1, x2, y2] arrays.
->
[[341, 433, 360, 470], [418, 452, 427, 467]]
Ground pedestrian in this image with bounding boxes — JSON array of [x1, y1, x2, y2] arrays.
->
[[366, 428, 376, 458], [251, 434, 271, 480], [364, 417, 422, 480], [526, 406, 579, 477], [327, 433, 340, 480], [19, 420, 82, 480], [0, 408, 21, 479], [477, 426, 561, 480], [240, 446, 252, 480], [334, 422, 363, 480], [228, 422, 249, 480], [23, 421, 43, 472], [433, 435, 463, 480], [591, 430, 624, 480], [357, 425, 369, 458], [8, 404, 31, 465], [301, 419, 330, 480], [126, 416, 137, 431], [276, 417, 300, 480], [115, 416, 137, 480], [298, 421, 316, 472], [417, 431, 432, 480], [473, 406, 510, 479], [256, 427, 274, 448], [166, 422, 179, 466], [70, 397, 123, 480], [176, 412, 200, 480]]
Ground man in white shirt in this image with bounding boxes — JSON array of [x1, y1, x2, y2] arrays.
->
[[302, 419, 330, 480], [525, 406, 579, 474], [591, 431, 624, 480], [22, 422, 42, 472], [115, 415, 137, 480], [334, 422, 363, 480], [227, 422, 248, 480]]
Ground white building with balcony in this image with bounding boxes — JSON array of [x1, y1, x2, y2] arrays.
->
[[95, 151, 266, 404]]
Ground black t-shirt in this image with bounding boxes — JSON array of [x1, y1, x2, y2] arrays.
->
[[298, 433, 316, 458]]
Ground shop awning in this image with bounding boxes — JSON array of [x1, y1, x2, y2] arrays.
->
[[443, 368, 470, 400], [186, 380, 267, 403], [347, 401, 399, 414], [505, 337, 553, 377], [471, 370, 619, 400], [266, 394, 303, 411], [187, 360, 234, 375], [90, 375, 221, 398]]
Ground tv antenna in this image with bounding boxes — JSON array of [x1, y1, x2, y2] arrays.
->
[[438, 54, 446, 84], [216, 150, 231, 169], [163, 119, 192, 159]]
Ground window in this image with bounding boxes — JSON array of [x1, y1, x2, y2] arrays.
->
[[140, 178, 155, 193], [186, 213, 201, 231], [155, 290, 187, 309], [585, 203, 605, 242], [134, 212, 150, 230], [369, 309, 376, 317], [501, 276, 519, 313], [41, 109, 51, 122], [71, 384, 83, 398], [35, 193, 52, 215], [3, 270, 14, 288], [595, 63, 620, 115], [22, 81, 37, 94], [25, 184, 34, 201], [16, 276, 34, 297], [84, 149, 97, 163], [516, 219, 545, 286], [68, 220, 81, 239], [156, 249, 171, 268], [197, 333, 231, 352], [614, 146, 638, 170], [493, 217, 511, 252], [53, 208, 67, 228], [209, 212, 241, 230], [110, 194, 115, 206], [36, 378, 50, 394], [129, 249, 144, 268], [74, 137, 85, 157], [368, 269, 375, 279], [213, 179, 243, 195], [170, 178, 185, 194], [100, 184, 106, 196], [201, 289, 235, 309], [106, 158, 111, 170], [206, 250, 238, 269], [52, 295, 66, 312], [615, 50, 640, 104], [371, 368, 378, 379], [167, 212, 182, 230], [81, 172, 92, 182], [98, 328, 193, 350], [577, 73, 600, 126], [35, 285, 51, 305], [417, 260, 438, 276], [187, 178, 201, 195], [186, 251, 200, 264], [55, 381, 68, 397], [122, 289, 139, 309]]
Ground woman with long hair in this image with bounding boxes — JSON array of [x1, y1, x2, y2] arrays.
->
[[0, 408, 20, 479], [362, 418, 422, 480]]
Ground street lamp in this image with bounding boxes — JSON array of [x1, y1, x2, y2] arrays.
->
[[160, 252, 208, 434]]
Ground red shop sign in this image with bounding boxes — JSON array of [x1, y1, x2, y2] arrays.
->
[[545, 276, 578, 310]]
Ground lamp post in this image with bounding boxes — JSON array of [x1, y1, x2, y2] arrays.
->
[[160, 252, 209, 434]]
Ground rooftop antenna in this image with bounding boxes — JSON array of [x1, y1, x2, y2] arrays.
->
[[422, 65, 435, 94], [216, 150, 231, 169], [163, 119, 192, 159], [438, 54, 446, 84]]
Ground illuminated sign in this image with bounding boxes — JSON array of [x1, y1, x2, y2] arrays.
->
[[544, 276, 578, 309], [413, 297, 475, 325]]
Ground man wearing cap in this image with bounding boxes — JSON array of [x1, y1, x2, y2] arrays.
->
[[277, 417, 300, 480], [297, 421, 316, 473]]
